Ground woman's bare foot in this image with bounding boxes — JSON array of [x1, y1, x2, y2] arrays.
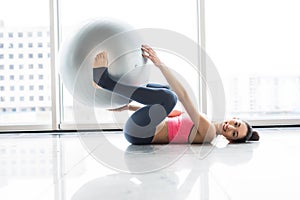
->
[[93, 51, 108, 68], [92, 51, 108, 89]]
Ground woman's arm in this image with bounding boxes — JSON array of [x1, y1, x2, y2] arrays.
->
[[107, 103, 141, 112], [141, 45, 216, 141]]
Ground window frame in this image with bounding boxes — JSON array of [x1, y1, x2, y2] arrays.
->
[[1, 0, 299, 133]]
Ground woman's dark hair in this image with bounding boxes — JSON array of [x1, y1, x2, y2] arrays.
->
[[231, 120, 260, 143]]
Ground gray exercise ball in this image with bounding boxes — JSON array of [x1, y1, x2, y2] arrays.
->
[[59, 18, 149, 108]]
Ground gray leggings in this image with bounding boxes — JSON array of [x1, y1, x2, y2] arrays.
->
[[93, 67, 177, 144]]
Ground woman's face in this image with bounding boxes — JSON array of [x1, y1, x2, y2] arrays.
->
[[221, 118, 248, 141]]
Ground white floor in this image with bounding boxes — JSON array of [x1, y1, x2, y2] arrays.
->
[[0, 128, 300, 200]]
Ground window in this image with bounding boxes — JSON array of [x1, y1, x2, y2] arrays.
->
[[59, 0, 199, 128], [206, 0, 300, 123], [0, 0, 51, 126], [0, 0, 298, 132]]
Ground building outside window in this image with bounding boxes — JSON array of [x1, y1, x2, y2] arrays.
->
[[0, 0, 51, 126], [206, 0, 300, 123], [0, 0, 299, 130]]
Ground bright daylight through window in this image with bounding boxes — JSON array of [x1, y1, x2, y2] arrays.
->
[[0, 0, 299, 130], [206, 0, 300, 123], [0, 0, 51, 126]]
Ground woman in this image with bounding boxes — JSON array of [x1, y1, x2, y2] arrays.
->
[[93, 45, 259, 144]]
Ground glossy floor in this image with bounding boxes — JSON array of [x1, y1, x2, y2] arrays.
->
[[0, 128, 300, 200]]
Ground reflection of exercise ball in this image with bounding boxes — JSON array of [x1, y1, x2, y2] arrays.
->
[[59, 18, 150, 108]]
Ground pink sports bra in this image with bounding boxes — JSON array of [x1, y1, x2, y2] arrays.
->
[[167, 115, 194, 143]]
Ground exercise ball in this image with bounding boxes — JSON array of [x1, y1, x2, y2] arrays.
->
[[59, 18, 150, 108]]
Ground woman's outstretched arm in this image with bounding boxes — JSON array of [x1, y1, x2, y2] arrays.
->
[[141, 45, 216, 141]]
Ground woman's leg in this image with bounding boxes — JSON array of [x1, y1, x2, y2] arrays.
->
[[94, 67, 176, 114], [93, 54, 177, 144]]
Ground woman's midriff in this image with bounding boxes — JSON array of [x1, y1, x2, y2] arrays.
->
[[151, 119, 169, 144], [167, 115, 194, 143]]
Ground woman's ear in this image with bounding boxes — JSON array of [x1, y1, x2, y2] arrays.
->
[[249, 130, 260, 141]]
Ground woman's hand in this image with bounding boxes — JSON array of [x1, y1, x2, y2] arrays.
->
[[107, 104, 142, 112], [141, 44, 164, 68], [107, 104, 130, 112]]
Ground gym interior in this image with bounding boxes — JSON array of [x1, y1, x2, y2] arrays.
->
[[1, 0, 300, 199]]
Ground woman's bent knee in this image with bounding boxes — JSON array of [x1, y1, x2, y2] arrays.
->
[[160, 89, 177, 113]]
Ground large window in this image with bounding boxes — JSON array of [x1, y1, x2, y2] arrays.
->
[[59, 0, 200, 129], [0, 0, 51, 127], [1, 0, 300, 131], [205, 0, 300, 124]]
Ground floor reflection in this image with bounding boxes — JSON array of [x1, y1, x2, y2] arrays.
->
[[1, 128, 300, 200], [69, 135, 259, 200]]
